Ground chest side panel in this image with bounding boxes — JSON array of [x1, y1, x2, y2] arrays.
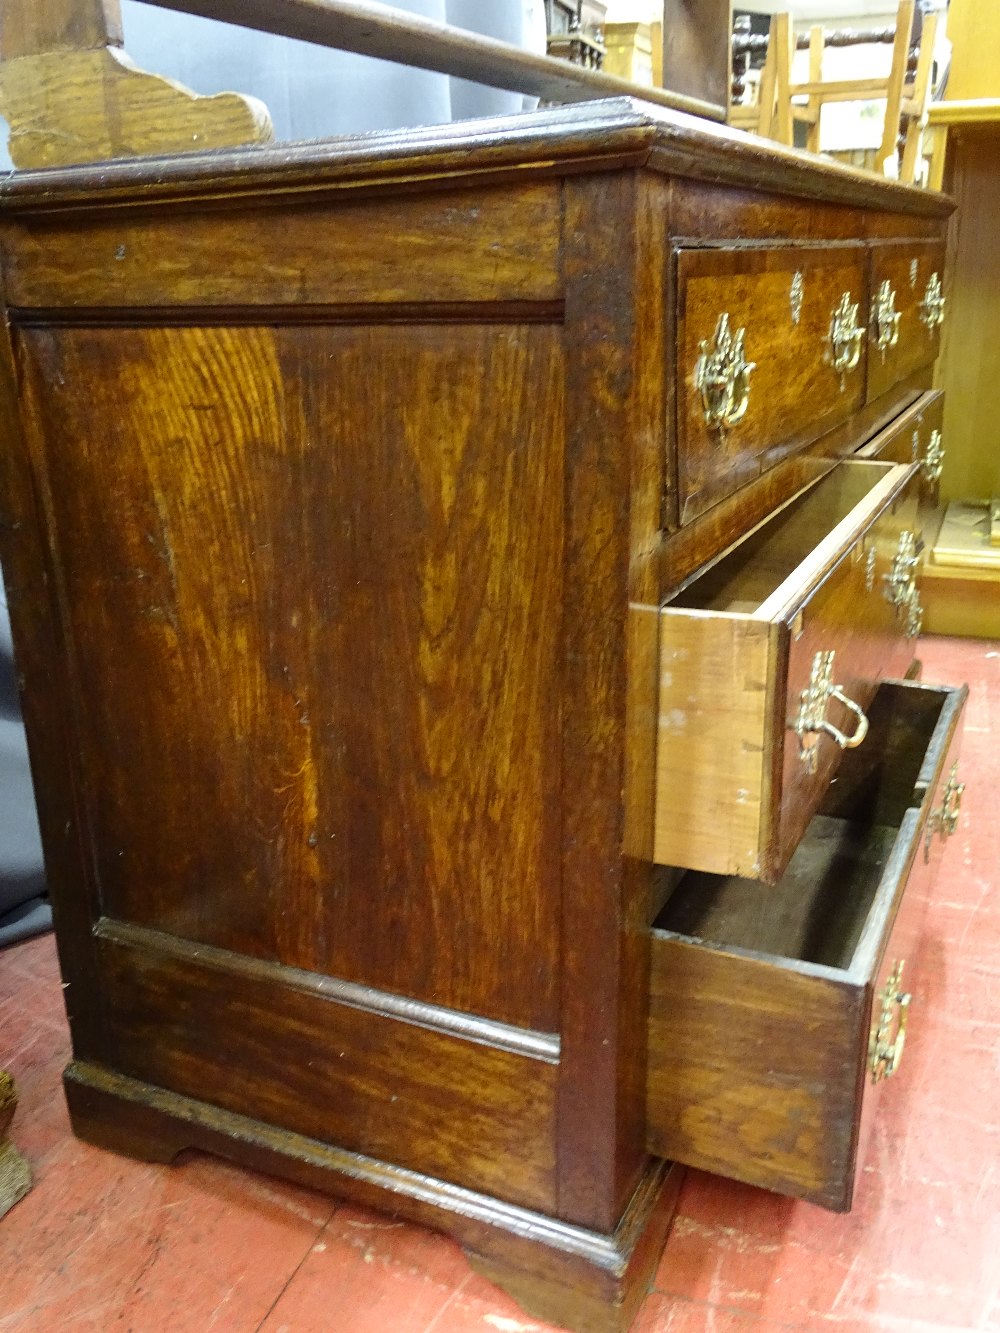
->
[[17, 318, 565, 1033]]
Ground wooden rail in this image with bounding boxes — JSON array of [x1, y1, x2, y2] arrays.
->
[[132, 0, 721, 118], [0, 0, 726, 168]]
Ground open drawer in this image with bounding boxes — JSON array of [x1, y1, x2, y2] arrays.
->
[[647, 680, 967, 1211], [655, 459, 921, 882]]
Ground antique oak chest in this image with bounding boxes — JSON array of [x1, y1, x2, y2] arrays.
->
[[0, 100, 963, 1331]]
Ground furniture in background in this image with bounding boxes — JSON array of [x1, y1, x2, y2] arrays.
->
[[920, 99, 1000, 637], [917, 0, 1000, 637], [546, 0, 608, 68], [0, 0, 723, 172], [730, 1, 938, 185], [602, 22, 655, 86], [0, 3, 970, 1331], [0, 0, 272, 168]]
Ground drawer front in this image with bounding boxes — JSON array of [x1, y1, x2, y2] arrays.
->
[[859, 389, 943, 470], [774, 469, 923, 877], [655, 461, 920, 882], [647, 681, 967, 1210], [867, 242, 946, 403], [858, 390, 945, 545], [677, 245, 868, 524]]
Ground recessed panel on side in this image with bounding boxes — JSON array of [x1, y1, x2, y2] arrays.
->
[[16, 321, 565, 1034]]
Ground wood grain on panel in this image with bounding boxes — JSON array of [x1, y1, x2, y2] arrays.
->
[[16, 320, 564, 1033], [650, 682, 966, 1208], [656, 463, 917, 881], [3, 183, 561, 310], [647, 936, 863, 1206], [670, 184, 863, 245], [669, 183, 947, 246], [677, 245, 868, 523], [845, 693, 965, 1209], [95, 923, 557, 1211], [661, 0, 732, 113], [774, 477, 919, 878]]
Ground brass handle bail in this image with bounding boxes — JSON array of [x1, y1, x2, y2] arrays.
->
[[792, 649, 870, 772], [921, 428, 945, 487]]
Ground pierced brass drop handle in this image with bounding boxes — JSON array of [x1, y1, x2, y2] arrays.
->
[[793, 649, 869, 772], [883, 529, 923, 638], [919, 271, 946, 330], [924, 763, 965, 862], [921, 428, 945, 487], [873, 279, 901, 355], [870, 959, 911, 1083], [694, 312, 756, 429], [884, 529, 919, 606], [828, 291, 864, 375]]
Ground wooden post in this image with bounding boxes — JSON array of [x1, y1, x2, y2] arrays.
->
[[899, 9, 938, 184], [756, 17, 779, 140], [773, 12, 795, 147], [875, 0, 914, 174], [805, 25, 824, 154]]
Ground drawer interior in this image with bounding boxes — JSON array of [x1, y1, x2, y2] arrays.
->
[[668, 459, 902, 617], [651, 681, 949, 966]]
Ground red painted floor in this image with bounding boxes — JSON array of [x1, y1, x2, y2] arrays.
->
[[1, 635, 997, 1333]]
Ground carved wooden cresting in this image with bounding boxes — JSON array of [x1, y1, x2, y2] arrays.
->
[[0, 0, 272, 168]]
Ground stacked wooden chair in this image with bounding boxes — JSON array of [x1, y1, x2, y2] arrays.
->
[[730, 0, 939, 184]]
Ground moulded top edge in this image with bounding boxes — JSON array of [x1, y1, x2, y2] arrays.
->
[[0, 97, 954, 219]]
